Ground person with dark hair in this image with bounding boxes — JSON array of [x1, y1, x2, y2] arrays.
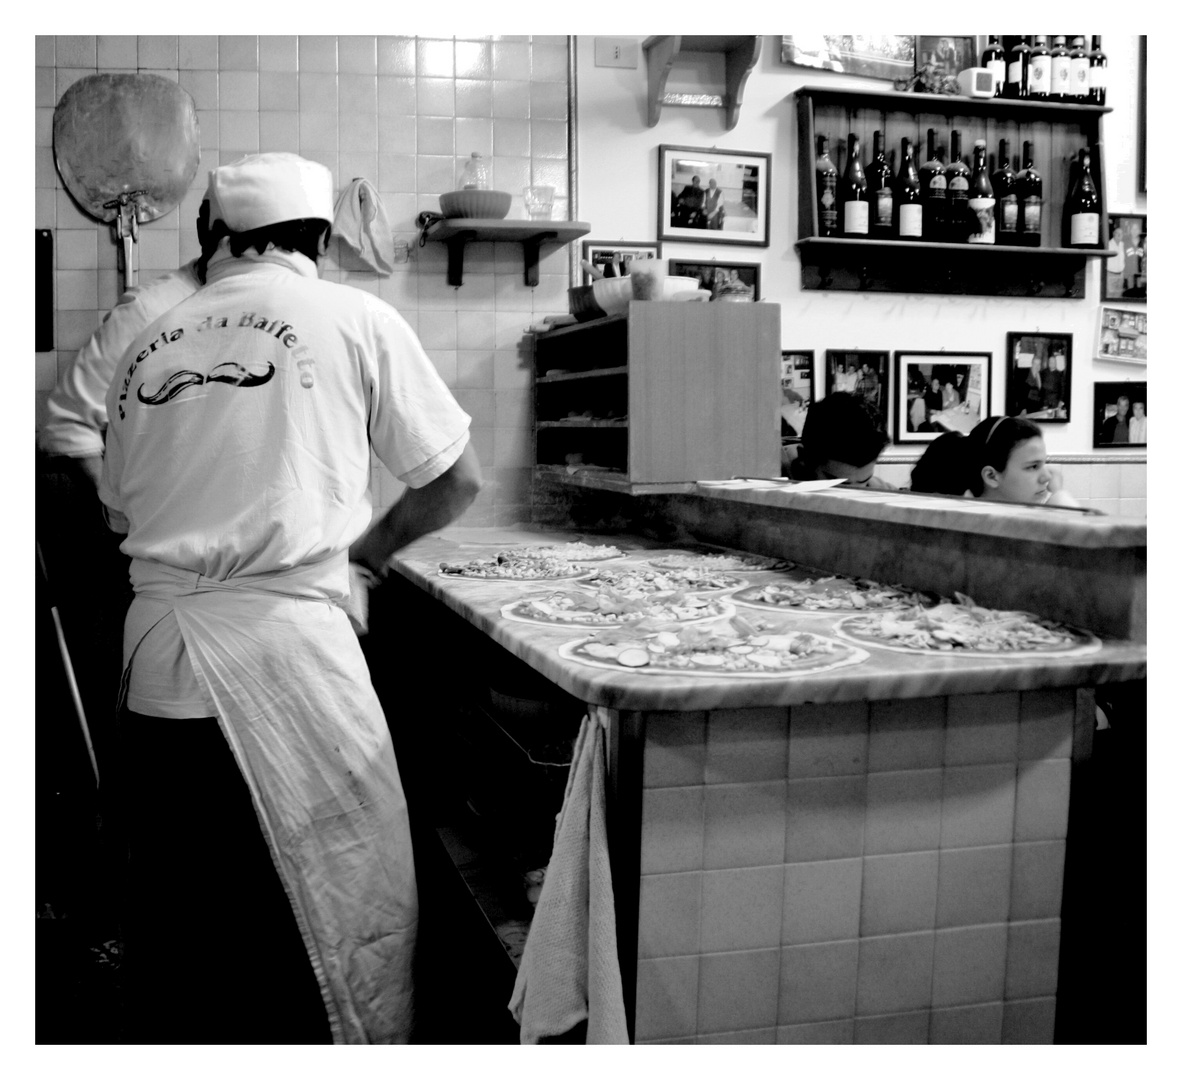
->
[[909, 431, 973, 496], [1099, 395, 1132, 444], [782, 391, 895, 488], [965, 415, 1079, 506], [100, 153, 482, 1044]]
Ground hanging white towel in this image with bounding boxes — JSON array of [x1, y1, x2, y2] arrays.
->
[[508, 708, 629, 1044], [333, 177, 395, 274]]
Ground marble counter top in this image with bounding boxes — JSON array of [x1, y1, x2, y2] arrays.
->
[[390, 527, 1146, 713], [689, 484, 1146, 549]]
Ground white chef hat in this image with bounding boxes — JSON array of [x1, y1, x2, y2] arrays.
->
[[206, 152, 335, 231]]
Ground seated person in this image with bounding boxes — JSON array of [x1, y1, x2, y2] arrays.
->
[[781, 391, 895, 489], [965, 415, 1081, 507], [909, 431, 973, 496]]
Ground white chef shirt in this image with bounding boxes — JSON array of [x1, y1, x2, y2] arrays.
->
[[101, 245, 471, 717], [40, 262, 202, 458]]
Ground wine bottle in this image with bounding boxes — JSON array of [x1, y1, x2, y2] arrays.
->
[[1069, 37, 1090, 101], [868, 130, 894, 239], [1065, 148, 1100, 247], [967, 140, 996, 245], [840, 132, 869, 238], [1050, 36, 1071, 103], [894, 137, 922, 240], [1006, 36, 1031, 99], [815, 134, 839, 237], [1017, 141, 1043, 247], [991, 138, 1019, 245], [918, 128, 947, 242], [945, 131, 970, 243], [981, 35, 1006, 97], [1088, 35, 1108, 106], [1028, 36, 1051, 101]]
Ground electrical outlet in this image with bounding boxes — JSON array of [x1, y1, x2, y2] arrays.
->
[[594, 37, 639, 69]]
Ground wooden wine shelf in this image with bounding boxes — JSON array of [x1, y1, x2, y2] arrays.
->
[[795, 85, 1113, 298]]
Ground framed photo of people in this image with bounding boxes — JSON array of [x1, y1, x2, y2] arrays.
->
[[824, 350, 889, 434], [657, 145, 770, 247], [1102, 214, 1147, 302], [668, 259, 761, 301], [1096, 307, 1147, 364], [894, 351, 991, 444], [1093, 381, 1147, 448], [779, 36, 915, 81], [780, 351, 814, 443], [1004, 332, 1072, 423], [580, 240, 661, 285]]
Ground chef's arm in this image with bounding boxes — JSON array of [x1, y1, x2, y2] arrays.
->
[[349, 442, 482, 576]]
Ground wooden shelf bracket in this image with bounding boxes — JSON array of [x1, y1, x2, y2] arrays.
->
[[643, 35, 761, 130]]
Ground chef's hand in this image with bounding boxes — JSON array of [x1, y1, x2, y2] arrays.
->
[[345, 561, 379, 637]]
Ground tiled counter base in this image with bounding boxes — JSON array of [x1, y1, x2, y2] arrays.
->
[[627, 688, 1085, 1045]]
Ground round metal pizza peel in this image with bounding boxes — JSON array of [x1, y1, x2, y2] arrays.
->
[[53, 73, 200, 289]]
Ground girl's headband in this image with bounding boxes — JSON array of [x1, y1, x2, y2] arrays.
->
[[984, 416, 1008, 445]]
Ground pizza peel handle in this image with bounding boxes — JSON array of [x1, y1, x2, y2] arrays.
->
[[53, 73, 200, 288]]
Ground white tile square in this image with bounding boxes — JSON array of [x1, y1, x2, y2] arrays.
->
[[703, 781, 787, 870], [705, 708, 788, 784], [788, 702, 869, 778], [940, 764, 1016, 848], [861, 851, 938, 936], [701, 866, 784, 953], [855, 931, 935, 1015], [641, 786, 704, 874], [1004, 920, 1061, 1000], [868, 697, 946, 771], [782, 858, 862, 946], [1014, 759, 1071, 842], [635, 956, 699, 1042], [638, 872, 701, 959], [698, 949, 781, 1035], [779, 940, 859, 1025]]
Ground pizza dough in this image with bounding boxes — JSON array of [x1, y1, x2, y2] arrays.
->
[[559, 617, 868, 678], [729, 574, 931, 613], [835, 597, 1101, 656], [578, 565, 748, 596], [501, 589, 734, 628], [646, 552, 794, 573], [495, 542, 626, 562], [438, 556, 591, 581]]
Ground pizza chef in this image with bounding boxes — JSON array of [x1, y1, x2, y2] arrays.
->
[[99, 152, 482, 1043]]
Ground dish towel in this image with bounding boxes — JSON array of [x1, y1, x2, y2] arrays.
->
[[508, 708, 629, 1044], [332, 177, 395, 274]]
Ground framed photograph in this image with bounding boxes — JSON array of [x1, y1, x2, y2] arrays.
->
[[580, 240, 661, 285], [1005, 332, 1072, 423], [780, 351, 814, 442], [824, 350, 890, 432], [779, 35, 915, 81], [1093, 381, 1147, 448], [657, 145, 770, 247], [1096, 307, 1147, 365], [894, 351, 991, 444], [1102, 214, 1146, 302], [915, 36, 978, 80], [668, 259, 761, 301]]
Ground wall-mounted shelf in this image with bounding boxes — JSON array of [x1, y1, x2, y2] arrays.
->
[[795, 85, 1113, 298], [642, 36, 761, 130], [422, 218, 590, 287]]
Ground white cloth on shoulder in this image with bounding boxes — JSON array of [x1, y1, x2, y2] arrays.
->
[[508, 708, 629, 1044], [333, 177, 395, 274]]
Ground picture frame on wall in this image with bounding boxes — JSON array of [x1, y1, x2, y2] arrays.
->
[[779, 36, 915, 81], [915, 36, 978, 80], [1102, 214, 1146, 302], [657, 145, 770, 247], [580, 240, 661, 285], [824, 350, 890, 433], [894, 351, 991, 444], [1004, 332, 1072, 423], [1096, 307, 1147, 364], [1093, 381, 1147, 448], [780, 351, 814, 443], [668, 259, 761, 301]]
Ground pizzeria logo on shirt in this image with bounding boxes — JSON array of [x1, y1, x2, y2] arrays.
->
[[137, 360, 275, 405]]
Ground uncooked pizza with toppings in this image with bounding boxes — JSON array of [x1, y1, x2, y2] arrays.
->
[[494, 541, 627, 562], [646, 551, 794, 573], [438, 555, 591, 581], [578, 565, 749, 596], [501, 588, 733, 628], [729, 573, 932, 613], [835, 594, 1101, 655], [558, 614, 868, 678]]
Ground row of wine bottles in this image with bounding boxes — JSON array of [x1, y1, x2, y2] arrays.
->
[[816, 129, 1101, 248], [981, 34, 1107, 105]]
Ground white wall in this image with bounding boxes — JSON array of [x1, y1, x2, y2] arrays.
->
[[575, 35, 1146, 463]]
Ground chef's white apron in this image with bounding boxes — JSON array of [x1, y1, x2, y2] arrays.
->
[[122, 555, 417, 1045]]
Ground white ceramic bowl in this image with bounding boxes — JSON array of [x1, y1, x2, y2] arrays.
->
[[590, 275, 704, 316], [438, 188, 512, 219]]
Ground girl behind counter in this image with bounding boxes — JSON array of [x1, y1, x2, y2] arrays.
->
[[964, 415, 1081, 507]]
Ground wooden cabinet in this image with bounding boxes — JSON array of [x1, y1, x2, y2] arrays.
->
[[533, 301, 781, 489], [795, 85, 1114, 298]]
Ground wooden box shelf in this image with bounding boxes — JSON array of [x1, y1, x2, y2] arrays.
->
[[533, 302, 781, 486], [795, 85, 1114, 297]]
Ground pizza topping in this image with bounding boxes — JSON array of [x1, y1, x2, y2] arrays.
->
[[579, 565, 748, 596], [839, 594, 1088, 653], [507, 588, 732, 626], [731, 574, 931, 612], [440, 555, 587, 580], [496, 542, 626, 562], [647, 552, 794, 573]]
